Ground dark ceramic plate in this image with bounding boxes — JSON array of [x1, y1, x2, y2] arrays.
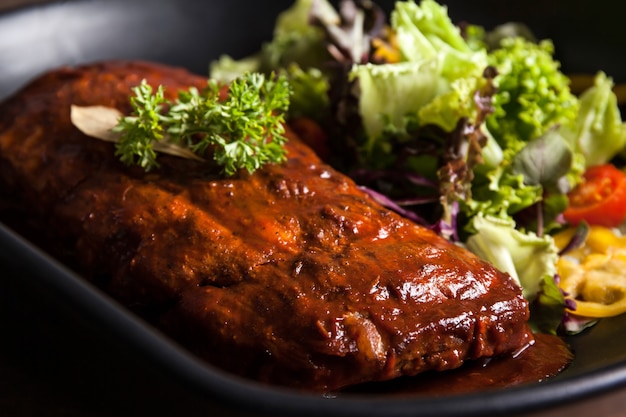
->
[[2, 1, 626, 416]]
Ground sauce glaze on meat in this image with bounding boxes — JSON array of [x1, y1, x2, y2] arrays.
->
[[0, 61, 535, 391]]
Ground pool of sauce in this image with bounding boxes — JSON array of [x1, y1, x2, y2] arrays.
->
[[341, 333, 572, 396]]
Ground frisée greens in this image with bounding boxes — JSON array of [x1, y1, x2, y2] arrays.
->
[[210, 0, 626, 334]]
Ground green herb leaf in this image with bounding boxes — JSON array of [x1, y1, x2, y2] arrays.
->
[[113, 72, 292, 176], [511, 127, 573, 187], [529, 274, 566, 335]]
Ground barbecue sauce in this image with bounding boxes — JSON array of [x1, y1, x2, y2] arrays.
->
[[342, 333, 572, 396]]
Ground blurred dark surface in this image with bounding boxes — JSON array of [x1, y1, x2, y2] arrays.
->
[[0, 270, 215, 417], [1, 0, 625, 101], [2, 1, 626, 416]]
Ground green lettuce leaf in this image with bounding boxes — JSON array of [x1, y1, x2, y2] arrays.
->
[[561, 71, 626, 167], [259, 0, 333, 72], [350, 60, 442, 151], [210, 54, 263, 84], [210, 0, 332, 82], [350, 0, 489, 155], [465, 213, 558, 301], [529, 274, 566, 335], [474, 124, 503, 172], [510, 127, 573, 188], [417, 76, 486, 132], [391, 0, 487, 80], [281, 64, 330, 121]]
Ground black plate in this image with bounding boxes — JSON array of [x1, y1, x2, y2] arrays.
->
[[2, 1, 626, 416]]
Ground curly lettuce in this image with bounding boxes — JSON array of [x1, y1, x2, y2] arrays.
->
[[467, 127, 573, 232], [486, 38, 579, 155]]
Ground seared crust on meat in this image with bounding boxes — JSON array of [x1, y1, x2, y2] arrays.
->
[[0, 61, 533, 391]]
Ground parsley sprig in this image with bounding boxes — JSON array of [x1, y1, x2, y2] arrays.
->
[[113, 72, 292, 176]]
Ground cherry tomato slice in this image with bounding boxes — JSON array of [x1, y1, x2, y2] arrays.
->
[[563, 164, 626, 227]]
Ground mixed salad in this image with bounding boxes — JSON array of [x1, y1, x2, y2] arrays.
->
[[208, 0, 626, 335]]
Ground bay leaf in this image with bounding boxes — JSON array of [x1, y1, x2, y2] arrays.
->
[[70, 105, 205, 162]]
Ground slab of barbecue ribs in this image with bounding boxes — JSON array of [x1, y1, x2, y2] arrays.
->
[[0, 61, 533, 391]]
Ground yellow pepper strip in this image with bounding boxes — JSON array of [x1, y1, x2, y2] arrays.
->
[[584, 227, 626, 253], [555, 226, 626, 318], [372, 27, 400, 64], [569, 299, 626, 318]]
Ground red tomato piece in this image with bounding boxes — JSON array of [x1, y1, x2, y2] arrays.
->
[[563, 164, 626, 227]]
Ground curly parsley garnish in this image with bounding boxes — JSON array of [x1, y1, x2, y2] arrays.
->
[[112, 72, 291, 176]]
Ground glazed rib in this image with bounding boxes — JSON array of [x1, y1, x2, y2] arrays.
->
[[0, 61, 533, 391]]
